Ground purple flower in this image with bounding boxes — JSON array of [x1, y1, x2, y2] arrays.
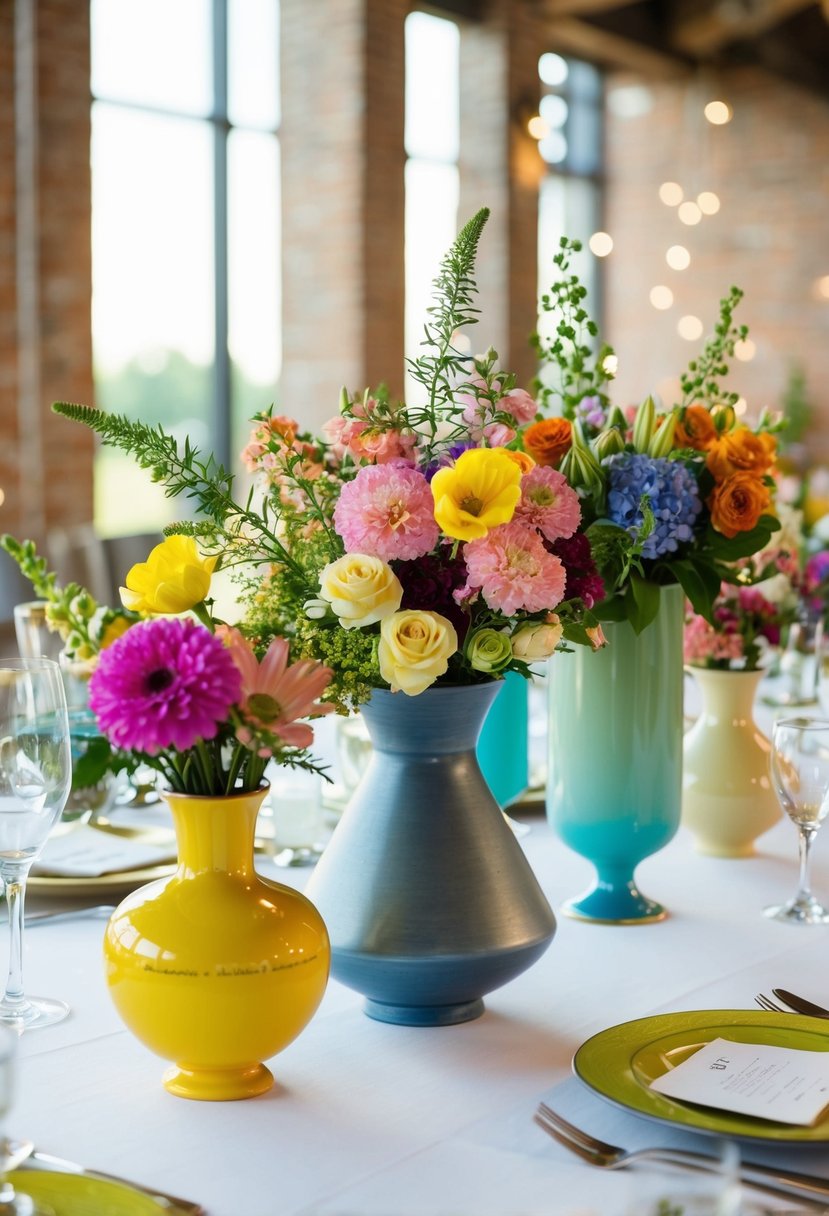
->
[[89, 618, 242, 755], [546, 532, 605, 609], [392, 550, 471, 641]]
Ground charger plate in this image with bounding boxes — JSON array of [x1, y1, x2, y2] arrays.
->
[[8, 1169, 175, 1214], [28, 864, 176, 897], [573, 1009, 829, 1144]]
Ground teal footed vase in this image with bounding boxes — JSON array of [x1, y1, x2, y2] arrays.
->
[[546, 584, 684, 924], [477, 671, 528, 807]]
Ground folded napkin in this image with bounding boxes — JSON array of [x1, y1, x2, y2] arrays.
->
[[32, 825, 177, 878]]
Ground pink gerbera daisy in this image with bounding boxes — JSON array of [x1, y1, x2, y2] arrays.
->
[[514, 466, 581, 542], [333, 464, 439, 561], [463, 521, 567, 616], [218, 628, 333, 751], [89, 618, 242, 755]]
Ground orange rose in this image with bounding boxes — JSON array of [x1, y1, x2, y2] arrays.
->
[[706, 427, 776, 481], [708, 472, 773, 538], [503, 449, 536, 474], [674, 404, 717, 452], [523, 418, 572, 468]]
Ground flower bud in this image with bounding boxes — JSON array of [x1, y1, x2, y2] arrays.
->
[[607, 405, 628, 432], [511, 619, 563, 661], [648, 411, 678, 459], [712, 404, 736, 433], [338, 385, 350, 414], [592, 427, 626, 461], [632, 396, 655, 453], [304, 597, 331, 621], [465, 627, 513, 675]]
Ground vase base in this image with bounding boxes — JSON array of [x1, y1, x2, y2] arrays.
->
[[364, 997, 485, 1026], [163, 1061, 274, 1101], [562, 885, 667, 925]]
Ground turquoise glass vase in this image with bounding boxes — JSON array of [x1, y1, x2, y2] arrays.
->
[[546, 584, 684, 923], [477, 671, 529, 807]]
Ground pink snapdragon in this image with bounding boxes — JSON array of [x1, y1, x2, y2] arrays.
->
[[333, 464, 440, 561], [462, 520, 567, 616]]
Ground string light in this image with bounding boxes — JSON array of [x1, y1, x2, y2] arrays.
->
[[678, 315, 703, 340], [734, 339, 756, 362], [659, 181, 683, 206], [650, 285, 673, 310], [588, 231, 613, 257], [704, 100, 732, 125], [526, 114, 549, 140], [734, 397, 748, 417], [815, 275, 829, 300], [697, 191, 720, 215], [666, 245, 691, 270], [678, 201, 702, 226]]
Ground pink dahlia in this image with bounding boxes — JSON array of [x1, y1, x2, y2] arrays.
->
[[463, 521, 567, 616], [514, 466, 581, 542], [89, 618, 242, 755], [333, 464, 439, 561]]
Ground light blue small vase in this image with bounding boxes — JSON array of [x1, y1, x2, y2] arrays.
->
[[546, 584, 684, 923], [306, 683, 556, 1025], [477, 671, 529, 807]]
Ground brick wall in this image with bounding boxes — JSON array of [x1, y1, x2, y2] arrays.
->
[[0, 0, 94, 556], [604, 67, 829, 452]]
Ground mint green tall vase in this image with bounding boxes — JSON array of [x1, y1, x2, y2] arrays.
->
[[546, 584, 684, 923]]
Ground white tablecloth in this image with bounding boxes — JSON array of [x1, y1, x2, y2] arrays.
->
[[13, 789, 829, 1216]]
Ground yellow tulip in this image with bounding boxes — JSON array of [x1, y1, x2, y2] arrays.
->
[[120, 536, 217, 615], [431, 448, 521, 542]]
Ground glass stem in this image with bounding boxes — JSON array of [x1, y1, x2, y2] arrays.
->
[[796, 826, 816, 902], [2, 867, 30, 1010]]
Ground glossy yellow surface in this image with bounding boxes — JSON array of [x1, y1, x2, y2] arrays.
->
[[103, 787, 330, 1101]]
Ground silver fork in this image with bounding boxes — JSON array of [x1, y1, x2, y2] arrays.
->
[[533, 1103, 829, 1205]]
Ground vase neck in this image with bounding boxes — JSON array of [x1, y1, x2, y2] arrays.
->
[[690, 667, 763, 718], [362, 684, 501, 754], [164, 788, 267, 877]]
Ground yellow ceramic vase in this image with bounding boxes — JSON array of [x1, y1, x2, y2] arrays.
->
[[103, 786, 330, 1101]]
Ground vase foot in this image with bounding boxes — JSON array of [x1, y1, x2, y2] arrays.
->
[[163, 1061, 274, 1101], [363, 997, 485, 1026], [562, 882, 667, 925]]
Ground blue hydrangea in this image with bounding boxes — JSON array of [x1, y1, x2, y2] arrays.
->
[[606, 452, 702, 560]]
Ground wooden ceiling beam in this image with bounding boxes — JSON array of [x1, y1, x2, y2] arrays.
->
[[540, 13, 690, 76], [670, 0, 817, 56], [539, 0, 638, 15]]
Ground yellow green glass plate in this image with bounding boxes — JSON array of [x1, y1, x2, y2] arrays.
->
[[573, 1009, 829, 1143], [8, 1169, 170, 1214]]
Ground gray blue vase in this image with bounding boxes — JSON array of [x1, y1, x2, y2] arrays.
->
[[546, 584, 684, 924], [306, 682, 556, 1025]]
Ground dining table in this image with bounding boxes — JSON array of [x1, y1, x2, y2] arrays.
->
[[10, 688, 829, 1216]]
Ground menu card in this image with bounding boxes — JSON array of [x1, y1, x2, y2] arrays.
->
[[650, 1037, 829, 1125]]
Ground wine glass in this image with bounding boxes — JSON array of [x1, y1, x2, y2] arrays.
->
[[0, 1021, 54, 1215], [0, 658, 72, 1027], [764, 716, 829, 925]]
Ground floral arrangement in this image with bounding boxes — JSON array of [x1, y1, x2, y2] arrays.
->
[[1, 532, 333, 796], [51, 209, 605, 711], [529, 239, 782, 632]]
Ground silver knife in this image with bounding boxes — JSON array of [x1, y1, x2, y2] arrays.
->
[[28, 1150, 206, 1214], [773, 988, 829, 1019]]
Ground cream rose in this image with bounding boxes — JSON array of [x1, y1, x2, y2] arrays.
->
[[378, 610, 458, 696], [318, 554, 403, 629], [511, 617, 563, 661]]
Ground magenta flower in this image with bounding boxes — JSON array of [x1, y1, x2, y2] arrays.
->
[[514, 466, 581, 542], [463, 521, 567, 616], [333, 464, 439, 561], [89, 618, 242, 755]]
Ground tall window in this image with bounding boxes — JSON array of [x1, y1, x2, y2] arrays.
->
[[404, 11, 460, 401], [90, 0, 280, 536], [537, 52, 604, 350]]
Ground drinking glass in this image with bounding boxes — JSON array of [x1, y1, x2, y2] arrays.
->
[[0, 658, 72, 1027], [764, 716, 829, 925], [0, 1021, 52, 1215]]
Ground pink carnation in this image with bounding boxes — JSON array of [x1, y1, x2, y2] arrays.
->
[[333, 464, 439, 561], [514, 466, 581, 542], [683, 615, 744, 665], [463, 520, 567, 616]]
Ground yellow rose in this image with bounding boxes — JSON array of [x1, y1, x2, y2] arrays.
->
[[378, 610, 458, 695], [511, 617, 563, 661], [431, 448, 521, 541], [120, 536, 217, 615], [319, 554, 403, 629]]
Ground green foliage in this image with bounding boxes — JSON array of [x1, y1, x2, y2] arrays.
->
[[779, 362, 813, 449], [678, 286, 747, 409], [531, 237, 616, 417]]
